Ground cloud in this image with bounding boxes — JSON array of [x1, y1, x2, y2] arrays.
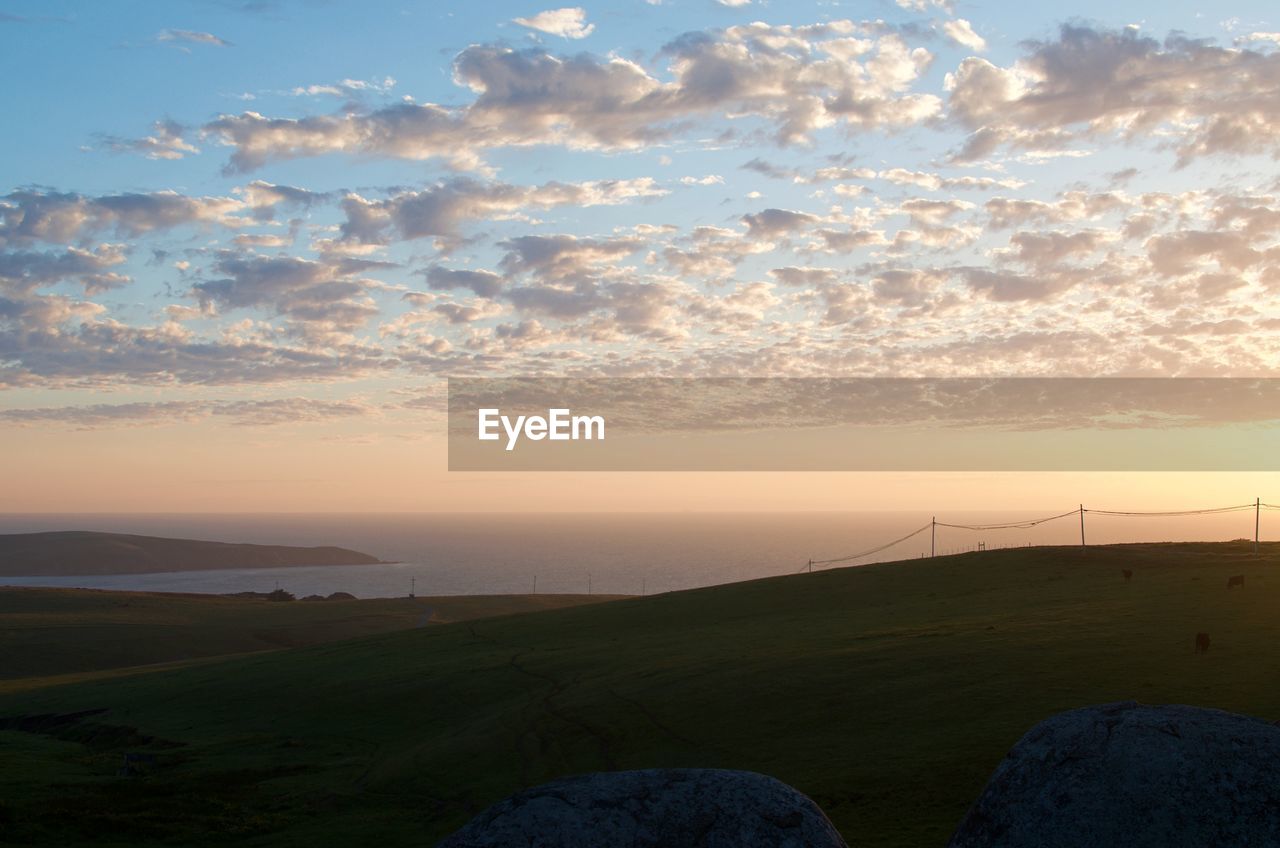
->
[[290, 76, 396, 98], [99, 120, 199, 160], [742, 208, 818, 238], [961, 267, 1089, 301], [499, 234, 644, 281], [194, 22, 943, 172], [897, 198, 973, 227], [1146, 230, 1263, 276], [945, 24, 1280, 165], [337, 176, 666, 246], [685, 282, 778, 331], [486, 234, 687, 336], [157, 29, 233, 48], [420, 267, 505, 298], [0, 188, 266, 246], [0, 397, 371, 429], [1000, 230, 1106, 269], [894, 0, 952, 12], [813, 227, 888, 254], [942, 18, 987, 52], [217, 397, 372, 425], [871, 268, 948, 308], [202, 103, 479, 173], [1236, 32, 1280, 46], [192, 252, 381, 329], [770, 266, 839, 286], [0, 301, 395, 386], [512, 7, 594, 39], [741, 157, 797, 179], [983, 190, 1129, 229], [430, 299, 507, 325], [235, 180, 323, 219], [0, 244, 129, 294], [660, 225, 770, 281], [877, 167, 1022, 191]]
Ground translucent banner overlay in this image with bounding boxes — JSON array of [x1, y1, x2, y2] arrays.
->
[[447, 378, 1280, 471]]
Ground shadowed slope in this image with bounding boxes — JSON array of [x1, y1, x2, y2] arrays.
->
[[1, 542, 1278, 847], [0, 587, 625, 685]]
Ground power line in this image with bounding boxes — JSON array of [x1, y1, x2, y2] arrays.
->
[[806, 499, 1271, 573], [1086, 504, 1254, 517], [808, 522, 933, 568], [936, 510, 1079, 531]]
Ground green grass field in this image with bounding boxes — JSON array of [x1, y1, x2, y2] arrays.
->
[[2, 542, 1279, 847], [0, 588, 623, 689]]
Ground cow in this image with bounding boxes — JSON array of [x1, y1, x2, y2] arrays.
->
[[1122, 569, 1133, 582], [1227, 575, 1245, 589], [1195, 632, 1211, 653]]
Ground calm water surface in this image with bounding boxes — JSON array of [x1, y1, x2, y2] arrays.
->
[[0, 512, 1263, 598]]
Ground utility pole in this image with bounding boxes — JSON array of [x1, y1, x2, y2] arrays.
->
[[533, 574, 537, 594], [1256, 497, 1261, 556], [410, 576, 415, 598], [807, 558, 813, 574], [931, 517, 936, 557], [588, 573, 592, 595], [1079, 504, 1086, 548]]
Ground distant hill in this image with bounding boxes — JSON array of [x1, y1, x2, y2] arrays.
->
[[0, 531, 384, 576]]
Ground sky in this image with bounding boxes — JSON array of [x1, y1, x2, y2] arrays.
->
[[2, 0, 1280, 512]]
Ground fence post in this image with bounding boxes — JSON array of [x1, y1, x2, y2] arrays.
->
[[1079, 504, 1086, 548]]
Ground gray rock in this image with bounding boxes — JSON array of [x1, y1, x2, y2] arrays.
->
[[949, 701, 1280, 848], [437, 768, 848, 848]]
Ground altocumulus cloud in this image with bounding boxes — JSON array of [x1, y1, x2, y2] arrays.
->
[[9, 10, 1280, 398], [0, 397, 372, 429], [179, 20, 942, 172], [946, 24, 1280, 165]]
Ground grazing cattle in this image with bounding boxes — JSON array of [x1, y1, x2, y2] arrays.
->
[[1195, 632, 1211, 653], [1228, 575, 1245, 589], [1122, 569, 1133, 582]]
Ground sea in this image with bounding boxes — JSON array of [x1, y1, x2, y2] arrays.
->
[[0, 511, 1265, 599]]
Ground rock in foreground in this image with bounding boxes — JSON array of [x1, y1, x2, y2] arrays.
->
[[949, 701, 1280, 848], [438, 768, 847, 848]]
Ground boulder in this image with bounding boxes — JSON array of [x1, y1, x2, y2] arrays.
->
[[949, 701, 1280, 847], [437, 768, 847, 848]]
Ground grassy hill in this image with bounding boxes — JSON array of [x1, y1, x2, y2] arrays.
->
[[0, 588, 624, 689], [2, 542, 1279, 847], [0, 531, 384, 576]]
